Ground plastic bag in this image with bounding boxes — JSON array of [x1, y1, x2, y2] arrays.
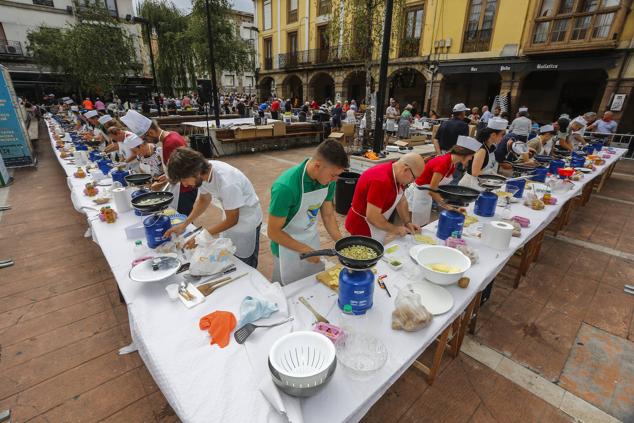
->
[[391, 287, 433, 332], [189, 230, 236, 276]]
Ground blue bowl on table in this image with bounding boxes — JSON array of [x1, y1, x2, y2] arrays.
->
[[506, 179, 526, 199]]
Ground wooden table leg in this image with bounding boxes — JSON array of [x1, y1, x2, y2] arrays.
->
[[596, 166, 613, 193], [532, 229, 546, 262], [451, 294, 479, 356], [581, 181, 593, 206], [412, 324, 452, 385], [468, 292, 483, 335]]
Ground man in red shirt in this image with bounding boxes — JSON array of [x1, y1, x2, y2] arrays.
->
[[270, 98, 281, 120], [82, 97, 94, 110], [120, 110, 198, 215], [345, 153, 426, 243]]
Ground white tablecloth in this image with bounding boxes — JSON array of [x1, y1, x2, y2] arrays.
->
[[45, 118, 625, 422]]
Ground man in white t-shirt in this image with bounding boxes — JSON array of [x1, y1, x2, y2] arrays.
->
[[164, 148, 263, 268]]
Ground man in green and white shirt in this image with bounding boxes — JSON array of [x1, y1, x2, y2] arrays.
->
[[268, 140, 349, 285]]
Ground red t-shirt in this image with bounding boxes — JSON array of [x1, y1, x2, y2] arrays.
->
[[162, 131, 193, 192], [345, 162, 402, 237], [415, 153, 454, 186], [271, 100, 280, 112]]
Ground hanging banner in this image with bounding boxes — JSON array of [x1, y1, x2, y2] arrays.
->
[[0, 64, 34, 167]]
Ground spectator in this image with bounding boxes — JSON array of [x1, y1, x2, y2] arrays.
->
[[94, 97, 106, 112], [508, 107, 532, 141], [479, 105, 492, 123], [433, 103, 470, 154], [270, 98, 281, 119], [590, 111, 618, 141], [385, 98, 399, 135], [467, 106, 480, 124], [82, 97, 94, 110]]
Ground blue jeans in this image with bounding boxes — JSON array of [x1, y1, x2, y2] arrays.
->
[[236, 224, 261, 269]]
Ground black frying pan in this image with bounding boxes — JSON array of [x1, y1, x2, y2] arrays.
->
[[299, 235, 384, 270], [125, 173, 153, 186], [130, 191, 174, 213], [416, 184, 480, 206]]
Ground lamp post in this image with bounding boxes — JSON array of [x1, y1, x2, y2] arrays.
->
[[372, 0, 395, 153], [204, 0, 221, 128]]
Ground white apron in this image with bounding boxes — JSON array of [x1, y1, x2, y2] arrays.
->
[[351, 168, 403, 244], [205, 177, 262, 260], [410, 170, 453, 227], [279, 165, 328, 285], [458, 148, 496, 190]]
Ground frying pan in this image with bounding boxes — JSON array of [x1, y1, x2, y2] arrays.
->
[[131, 191, 174, 213], [299, 235, 384, 270], [125, 173, 153, 186], [416, 184, 480, 206], [477, 174, 507, 190], [534, 155, 553, 164]]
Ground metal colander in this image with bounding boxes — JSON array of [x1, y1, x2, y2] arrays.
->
[[268, 331, 336, 397]]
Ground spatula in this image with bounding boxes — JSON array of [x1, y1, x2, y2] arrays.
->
[[298, 296, 330, 324], [233, 316, 294, 344]]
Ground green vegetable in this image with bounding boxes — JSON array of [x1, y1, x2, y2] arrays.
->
[[339, 245, 378, 260], [390, 260, 401, 266]]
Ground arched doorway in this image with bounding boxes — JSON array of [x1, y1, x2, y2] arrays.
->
[[388, 68, 426, 115], [282, 74, 303, 104], [343, 71, 373, 103], [309, 72, 335, 105], [440, 73, 501, 117], [518, 69, 607, 123], [258, 77, 275, 102]]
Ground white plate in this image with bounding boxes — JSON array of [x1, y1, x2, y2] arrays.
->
[[97, 178, 113, 186], [407, 281, 454, 315], [575, 167, 592, 173], [129, 256, 181, 283]]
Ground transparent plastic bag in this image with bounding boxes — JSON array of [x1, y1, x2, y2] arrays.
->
[[391, 287, 433, 332], [189, 230, 236, 276]]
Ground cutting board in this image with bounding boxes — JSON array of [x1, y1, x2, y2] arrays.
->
[[315, 265, 377, 291]]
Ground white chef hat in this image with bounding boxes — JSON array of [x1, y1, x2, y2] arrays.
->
[[456, 135, 481, 152], [572, 116, 587, 126], [70, 105, 79, 112], [98, 115, 113, 125], [512, 141, 529, 155], [452, 103, 469, 113], [487, 117, 508, 130], [123, 132, 144, 149], [84, 110, 98, 119], [120, 109, 152, 136], [539, 124, 555, 133], [64, 99, 74, 105], [518, 107, 528, 113]]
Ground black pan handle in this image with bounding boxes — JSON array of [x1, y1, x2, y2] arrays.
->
[[299, 249, 337, 260], [416, 186, 438, 193]]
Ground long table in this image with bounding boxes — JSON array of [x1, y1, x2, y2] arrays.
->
[[46, 118, 625, 423]]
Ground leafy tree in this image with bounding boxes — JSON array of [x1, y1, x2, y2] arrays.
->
[[136, 0, 254, 95], [27, 2, 139, 97]]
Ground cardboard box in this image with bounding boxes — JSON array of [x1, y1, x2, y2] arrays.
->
[[234, 126, 257, 139], [395, 140, 409, 147], [328, 132, 345, 140], [342, 123, 355, 136], [272, 121, 286, 136], [256, 125, 273, 137]]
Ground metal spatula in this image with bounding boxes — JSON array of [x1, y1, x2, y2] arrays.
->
[[234, 316, 294, 344]]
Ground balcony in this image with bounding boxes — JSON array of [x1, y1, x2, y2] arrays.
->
[[462, 28, 492, 53], [0, 41, 25, 57], [33, 0, 54, 6], [399, 37, 420, 58], [277, 46, 365, 69]]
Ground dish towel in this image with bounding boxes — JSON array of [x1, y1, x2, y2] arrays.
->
[[199, 310, 237, 348]]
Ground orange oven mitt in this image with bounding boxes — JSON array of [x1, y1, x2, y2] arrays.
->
[[199, 311, 237, 348]]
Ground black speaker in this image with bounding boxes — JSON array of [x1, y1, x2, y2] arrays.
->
[[197, 80, 212, 104], [189, 134, 213, 158]]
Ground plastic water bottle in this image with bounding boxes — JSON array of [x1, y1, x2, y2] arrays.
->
[[133, 240, 147, 259]]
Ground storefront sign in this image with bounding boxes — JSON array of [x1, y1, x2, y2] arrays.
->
[[0, 65, 34, 167]]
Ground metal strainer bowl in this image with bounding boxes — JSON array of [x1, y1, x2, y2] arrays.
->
[[268, 331, 336, 397]]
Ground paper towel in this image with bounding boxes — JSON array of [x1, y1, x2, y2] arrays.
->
[[112, 187, 131, 213], [481, 221, 513, 250]]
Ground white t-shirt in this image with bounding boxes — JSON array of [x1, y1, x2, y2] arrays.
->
[[200, 160, 261, 217]]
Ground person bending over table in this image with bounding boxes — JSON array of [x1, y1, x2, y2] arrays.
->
[[163, 148, 263, 268], [407, 136, 479, 226], [494, 132, 536, 176], [105, 127, 143, 166], [120, 110, 198, 216], [558, 116, 587, 151], [345, 153, 426, 244], [82, 111, 106, 143], [458, 117, 508, 190], [527, 124, 557, 156], [268, 140, 349, 285]]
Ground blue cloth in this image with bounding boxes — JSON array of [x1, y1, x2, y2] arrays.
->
[[259, 103, 268, 112], [238, 294, 279, 327]]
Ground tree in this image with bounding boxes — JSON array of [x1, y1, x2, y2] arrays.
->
[[136, 0, 254, 95], [27, 2, 139, 97], [327, 0, 404, 146]]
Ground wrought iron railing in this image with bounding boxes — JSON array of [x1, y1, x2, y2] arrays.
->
[[399, 37, 420, 58], [0, 41, 25, 56], [462, 28, 493, 53], [277, 46, 366, 69], [33, 0, 54, 6]]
